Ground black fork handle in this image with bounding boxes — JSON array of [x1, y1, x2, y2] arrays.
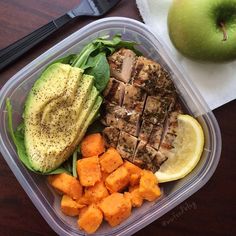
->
[[0, 14, 73, 71]]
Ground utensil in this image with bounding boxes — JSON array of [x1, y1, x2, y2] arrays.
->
[[0, 0, 121, 71]]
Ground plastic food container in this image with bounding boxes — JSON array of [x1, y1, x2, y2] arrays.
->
[[0, 17, 221, 235]]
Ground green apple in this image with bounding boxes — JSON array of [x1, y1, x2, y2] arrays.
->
[[168, 0, 236, 61]]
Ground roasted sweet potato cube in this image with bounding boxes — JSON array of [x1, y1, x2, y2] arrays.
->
[[129, 174, 140, 186], [48, 173, 82, 200], [139, 170, 161, 201], [124, 192, 132, 202], [84, 181, 109, 204], [61, 195, 80, 216], [123, 160, 142, 185], [101, 171, 110, 182], [123, 161, 142, 176], [78, 204, 103, 234], [69, 178, 83, 200], [76, 195, 90, 207], [77, 157, 102, 187], [129, 185, 143, 207], [99, 193, 132, 227], [105, 166, 129, 193], [100, 147, 123, 173], [81, 133, 105, 157]]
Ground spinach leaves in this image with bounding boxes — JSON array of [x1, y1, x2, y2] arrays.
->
[[72, 34, 140, 92]]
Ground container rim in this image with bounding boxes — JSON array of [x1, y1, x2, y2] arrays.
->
[[0, 17, 222, 236]]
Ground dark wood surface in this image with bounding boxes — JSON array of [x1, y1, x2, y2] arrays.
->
[[0, 0, 235, 235]]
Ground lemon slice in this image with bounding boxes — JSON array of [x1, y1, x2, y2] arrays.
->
[[155, 114, 204, 183]]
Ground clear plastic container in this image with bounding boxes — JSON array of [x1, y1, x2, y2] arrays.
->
[[0, 17, 221, 235]]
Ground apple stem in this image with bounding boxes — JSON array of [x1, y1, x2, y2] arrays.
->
[[220, 22, 228, 41]]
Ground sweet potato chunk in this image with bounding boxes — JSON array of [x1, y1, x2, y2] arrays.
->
[[81, 133, 105, 157], [77, 157, 102, 187], [101, 171, 109, 182], [100, 147, 123, 173], [76, 195, 90, 207], [123, 161, 142, 186], [129, 185, 143, 207], [84, 181, 109, 204], [139, 170, 161, 201], [61, 195, 80, 216], [105, 166, 129, 193], [48, 173, 82, 200], [129, 174, 140, 186], [123, 161, 142, 176], [99, 193, 131, 227], [78, 204, 103, 234], [124, 192, 132, 202]]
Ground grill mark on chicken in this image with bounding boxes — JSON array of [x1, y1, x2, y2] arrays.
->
[[101, 49, 184, 172], [117, 131, 138, 162], [148, 125, 163, 150], [103, 78, 125, 106], [139, 120, 154, 143]]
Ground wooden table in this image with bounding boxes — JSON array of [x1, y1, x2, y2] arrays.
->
[[0, 1, 235, 235]]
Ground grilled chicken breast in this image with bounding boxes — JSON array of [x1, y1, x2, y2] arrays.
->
[[101, 48, 184, 172]]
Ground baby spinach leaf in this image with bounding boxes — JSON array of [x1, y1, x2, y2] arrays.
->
[[6, 99, 37, 173], [72, 34, 142, 92], [72, 43, 99, 68], [85, 52, 110, 92], [47, 167, 70, 175], [94, 34, 122, 46], [86, 120, 105, 135]]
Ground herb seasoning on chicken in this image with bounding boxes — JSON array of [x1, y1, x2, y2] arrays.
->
[[101, 48, 184, 172]]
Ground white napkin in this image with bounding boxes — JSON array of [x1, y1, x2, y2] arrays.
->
[[136, 0, 236, 110]]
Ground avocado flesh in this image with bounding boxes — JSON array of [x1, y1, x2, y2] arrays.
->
[[24, 63, 96, 173], [61, 86, 100, 158], [74, 96, 103, 145]]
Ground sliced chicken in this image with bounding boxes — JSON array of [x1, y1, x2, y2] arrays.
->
[[102, 126, 120, 148], [152, 150, 168, 170], [100, 49, 185, 173], [108, 48, 136, 83], [123, 84, 147, 113], [101, 112, 118, 127], [117, 131, 138, 162], [143, 94, 175, 125], [132, 56, 161, 90], [143, 96, 162, 125], [160, 133, 176, 150], [163, 101, 184, 136], [148, 125, 164, 150], [103, 102, 140, 124], [155, 67, 176, 95], [101, 102, 140, 137], [132, 56, 176, 95], [103, 78, 125, 105], [133, 141, 167, 172], [139, 120, 154, 143]]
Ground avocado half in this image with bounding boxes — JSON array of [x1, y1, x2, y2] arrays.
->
[[24, 63, 102, 173]]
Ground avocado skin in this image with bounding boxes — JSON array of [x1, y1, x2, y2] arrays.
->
[[24, 63, 100, 173]]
